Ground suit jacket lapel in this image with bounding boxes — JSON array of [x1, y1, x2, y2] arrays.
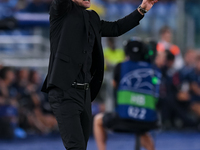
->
[[89, 20, 97, 40], [88, 11, 104, 69], [88, 11, 101, 49]]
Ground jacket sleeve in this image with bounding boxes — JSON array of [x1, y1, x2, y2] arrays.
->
[[100, 9, 144, 37], [50, 0, 73, 16]]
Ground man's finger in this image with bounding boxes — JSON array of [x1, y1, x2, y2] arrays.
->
[[150, 0, 159, 3], [150, 0, 159, 5]]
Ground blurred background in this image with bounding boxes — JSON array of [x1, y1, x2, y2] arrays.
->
[[0, 0, 200, 150]]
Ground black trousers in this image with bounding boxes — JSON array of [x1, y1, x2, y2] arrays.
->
[[48, 86, 91, 150]]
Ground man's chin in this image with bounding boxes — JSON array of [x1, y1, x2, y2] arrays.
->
[[82, 0, 90, 8], [83, 4, 90, 9]]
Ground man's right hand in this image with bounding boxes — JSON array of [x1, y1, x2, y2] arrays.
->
[[140, 0, 159, 12]]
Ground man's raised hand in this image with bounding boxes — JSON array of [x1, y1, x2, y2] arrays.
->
[[140, 0, 159, 12]]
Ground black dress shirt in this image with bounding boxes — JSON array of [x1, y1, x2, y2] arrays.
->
[[76, 20, 95, 83]]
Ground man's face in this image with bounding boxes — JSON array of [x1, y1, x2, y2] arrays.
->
[[72, 0, 91, 8], [155, 51, 166, 68], [161, 30, 172, 43], [184, 50, 196, 66], [6, 70, 15, 85]]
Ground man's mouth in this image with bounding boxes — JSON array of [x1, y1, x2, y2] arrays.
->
[[83, 0, 89, 2]]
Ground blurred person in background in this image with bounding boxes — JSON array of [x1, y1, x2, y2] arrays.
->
[[14, 68, 30, 97], [172, 51, 200, 129], [102, 37, 125, 118], [21, 0, 50, 13], [179, 49, 197, 82], [41, 0, 159, 149], [104, 37, 125, 70], [94, 38, 163, 150], [29, 70, 52, 114], [161, 51, 176, 78], [189, 55, 200, 119], [29, 70, 43, 93], [159, 51, 198, 129], [0, 67, 16, 106], [157, 26, 184, 71], [28, 70, 57, 133], [0, 67, 25, 139], [159, 51, 177, 128], [154, 51, 166, 69], [15, 68, 57, 134], [176, 50, 197, 108]]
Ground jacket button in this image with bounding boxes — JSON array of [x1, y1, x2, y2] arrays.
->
[[83, 50, 87, 54]]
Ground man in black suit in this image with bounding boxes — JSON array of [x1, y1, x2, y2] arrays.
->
[[41, 0, 159, 149]]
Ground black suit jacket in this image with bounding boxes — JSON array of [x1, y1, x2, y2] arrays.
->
[[41, 0, 143, 101]]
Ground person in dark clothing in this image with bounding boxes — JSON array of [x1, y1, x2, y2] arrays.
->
[[93, 38, 162, 150], [189, 55, 200, 117], [41, 0, 159, 149], [0, 67, 18, 139], [159, 51, 198, 129]]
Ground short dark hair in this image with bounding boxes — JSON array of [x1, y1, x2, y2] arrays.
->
[[159, 26, 171, 35], [0, 67, 12, 80], [165, 50, 175, 61], [107, 37, 115, 43]]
